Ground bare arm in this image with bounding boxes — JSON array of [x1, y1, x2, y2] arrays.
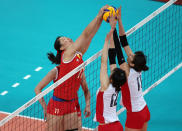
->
[[100, 29, 114, 91], [118, 7, 134, 57], [35, 68, 57, 112], [70, 5, 109, 55], [81, 72, 91, 117]]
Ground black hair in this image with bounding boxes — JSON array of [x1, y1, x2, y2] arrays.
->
[[132, 51, 149, 72], [110, 68, 126, 92], [47, 36, 63, 64]]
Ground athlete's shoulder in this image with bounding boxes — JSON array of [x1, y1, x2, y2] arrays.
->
[[99, 84, 112, 92], [104, 84, 117, 94], [53, 66, 60, 81], [75, 51, 83, 61], [129, 68, 141, 77], [61, 50, 83, 64], [51, 67, 58, 73]]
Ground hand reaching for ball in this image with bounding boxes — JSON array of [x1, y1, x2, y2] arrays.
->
[[109, 13, 117, 30]]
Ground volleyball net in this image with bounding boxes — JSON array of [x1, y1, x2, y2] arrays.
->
[[0, 0, 182, 130]]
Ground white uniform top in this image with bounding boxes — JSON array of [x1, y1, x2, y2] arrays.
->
[[120, 68, 146, 112], [94, 84, 119, 124]]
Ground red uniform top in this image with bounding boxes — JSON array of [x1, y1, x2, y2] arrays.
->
[[53, 51, 84, 100]]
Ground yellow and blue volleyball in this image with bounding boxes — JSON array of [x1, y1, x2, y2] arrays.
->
[[103, 6, 118, 23]]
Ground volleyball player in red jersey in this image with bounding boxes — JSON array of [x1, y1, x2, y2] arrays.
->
[[35, 5, 109, 131], [113, 7, 150, 131]]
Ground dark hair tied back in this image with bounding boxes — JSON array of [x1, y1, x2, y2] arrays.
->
[[110, 68, 126, 92], [133, 51, 149, 72], [47, 36, 62, 65], [142, 65, 149, 71]]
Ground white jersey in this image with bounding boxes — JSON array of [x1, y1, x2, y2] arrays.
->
[[94, 84, 119, 124], [120, 68, 146, 112]]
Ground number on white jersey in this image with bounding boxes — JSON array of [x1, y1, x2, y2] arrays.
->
[[110, 92, 118, 107], [137, 75, 142, 91]]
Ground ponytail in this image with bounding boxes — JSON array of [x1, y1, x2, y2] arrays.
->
[[142, 65, 149, 71], [133, 51, 149, 72], [47, 36, 63, 65], [47, 51, 62, 65], [133, 64, 149, 72], [112, 83, 121, 92]]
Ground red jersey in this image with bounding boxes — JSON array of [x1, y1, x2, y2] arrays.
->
[[53, 51, 84, 100]]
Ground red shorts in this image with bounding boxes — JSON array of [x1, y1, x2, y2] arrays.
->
[[47, 98, 81, 116], [126, 105, 150, 129], [98, 121, 123, 131]]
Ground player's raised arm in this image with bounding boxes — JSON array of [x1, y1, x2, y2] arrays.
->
[[108, 14, 117, 72], [100, 29, 114, 91], [71, 5, 109, 55], [112, 27, 130, 77], [117, 7, 134, 57], [108, 12, 130, 77], [108, 34, 117, 72]]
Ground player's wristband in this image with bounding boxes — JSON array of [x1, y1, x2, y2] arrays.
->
[[108, 48, 116, 65], [119, 35, 129, 47]]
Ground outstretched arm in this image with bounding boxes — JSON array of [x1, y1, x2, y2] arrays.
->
[[113, 28, 130, 77], [108, 14, 117, 72], [109, 34, 117, 72], [71, 5, 109, 55], [108, 12, 130, 77], [100, 29, 114, 91], [118, 7, 134, 57]]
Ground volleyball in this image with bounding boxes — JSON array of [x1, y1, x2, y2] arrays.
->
[[103, 6, 118, 23]]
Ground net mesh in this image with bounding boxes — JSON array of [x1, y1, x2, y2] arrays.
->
[[126, 1, 182, 91], [0, 0, 182, 130]]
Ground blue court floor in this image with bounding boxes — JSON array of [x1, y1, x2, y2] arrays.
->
[[0, 0, 181, 130]]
